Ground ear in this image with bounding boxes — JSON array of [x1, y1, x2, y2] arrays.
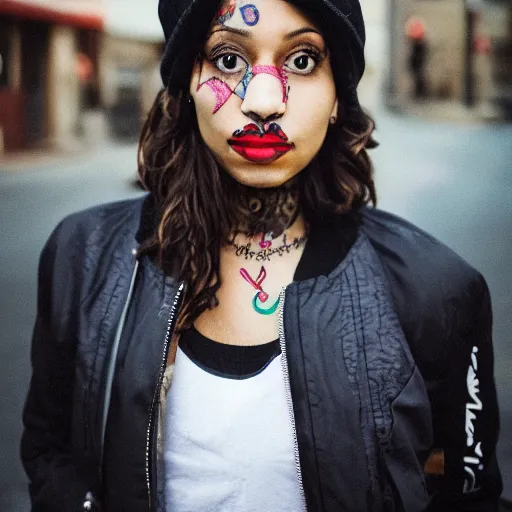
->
[[330, 97, 339, 119]]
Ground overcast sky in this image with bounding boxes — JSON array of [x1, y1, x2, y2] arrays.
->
[[104, 0, 163, 41], [22, 0, 164, 41]]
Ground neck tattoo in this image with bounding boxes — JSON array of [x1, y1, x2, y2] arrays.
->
[[235, 231, 306, 315], [240, 266, 280, 315], [229, 181, 300, 239], [228, 232, 307, 262]]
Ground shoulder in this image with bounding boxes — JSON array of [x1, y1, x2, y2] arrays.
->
[[39, 196, 146, 285], [55, 196, 145, 244], [44, 196, 145, 256], [360, 206, 484, 300], [359, 207, 488, 372]]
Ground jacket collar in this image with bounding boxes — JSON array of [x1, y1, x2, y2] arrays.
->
[[294, 210, 360, 281], [135, 193, 159, 245]]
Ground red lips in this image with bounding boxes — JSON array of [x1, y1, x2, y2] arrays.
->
[[228, 123, 295, 164]]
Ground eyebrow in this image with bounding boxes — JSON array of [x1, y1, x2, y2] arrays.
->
[[285, 28, 322, 40], [208, 26, 322, 40], [209, 26, 251, 38]]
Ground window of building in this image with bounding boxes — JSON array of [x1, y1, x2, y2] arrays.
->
[[0, 20, 11, 88]]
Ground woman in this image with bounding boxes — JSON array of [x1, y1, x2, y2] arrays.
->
[[21, 0, 502, 511]]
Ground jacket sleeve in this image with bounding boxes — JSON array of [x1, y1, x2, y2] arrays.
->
[[427, 274, 502, 511], [21, 223, 90, 512]]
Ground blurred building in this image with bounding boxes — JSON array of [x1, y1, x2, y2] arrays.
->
[[100, 0, 163, 141], [0, 0, 103, 152], [0, 0, 164, 154], [387, 0, 512, 119]]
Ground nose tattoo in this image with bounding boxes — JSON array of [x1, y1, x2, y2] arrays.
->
[[252, 65, 289, 103], [198, 63, 289, 114]]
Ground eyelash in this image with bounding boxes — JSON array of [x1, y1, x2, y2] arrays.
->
[[208, 44, 242, 62], [291, 45, 325, 65], [206, 44, 326, 74]]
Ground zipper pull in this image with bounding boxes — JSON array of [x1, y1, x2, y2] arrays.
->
[[83, 491, 99, 511]]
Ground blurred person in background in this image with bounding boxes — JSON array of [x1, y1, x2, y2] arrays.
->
[[406, 16, 428, 99], [20, 0, 502, 511]]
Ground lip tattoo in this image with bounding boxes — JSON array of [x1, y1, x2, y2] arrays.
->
[[228, 122, 295, 164], [240, 266, 280, 315]]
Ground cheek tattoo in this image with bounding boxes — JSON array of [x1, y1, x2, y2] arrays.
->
[[198, 77, 234, 114], [234, 66, 253, 100]]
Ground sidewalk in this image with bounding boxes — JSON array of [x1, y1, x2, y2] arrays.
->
[[0, 147, 90, 173], [0, 137, 134, 173], [0, 111, 124, 173], [387, 96, 505, 124]]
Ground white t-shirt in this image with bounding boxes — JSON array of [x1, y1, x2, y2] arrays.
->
[[164, 345, 303, 511]]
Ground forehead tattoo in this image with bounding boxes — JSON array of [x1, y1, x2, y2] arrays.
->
[[216, 1, 260, 27]]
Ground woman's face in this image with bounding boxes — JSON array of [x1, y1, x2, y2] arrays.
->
[[190, 0, 338, 188]]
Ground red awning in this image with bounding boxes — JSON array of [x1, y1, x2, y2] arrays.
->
[[0, 1, 103, 31]]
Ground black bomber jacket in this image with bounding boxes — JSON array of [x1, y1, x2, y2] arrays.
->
[[21, 195, 502, 511]]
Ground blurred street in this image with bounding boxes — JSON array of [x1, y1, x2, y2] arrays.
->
[[1, 0, 512, 508], [0, 106, 511, 510], [0, 144, 146, 510]]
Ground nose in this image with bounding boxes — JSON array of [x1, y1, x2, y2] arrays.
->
[[241, 72, 286, 123]]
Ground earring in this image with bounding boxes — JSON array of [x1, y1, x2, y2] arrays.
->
[[329, 116, 337, 125]]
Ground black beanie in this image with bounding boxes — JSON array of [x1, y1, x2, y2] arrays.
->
[[158, 0, 365, 105]]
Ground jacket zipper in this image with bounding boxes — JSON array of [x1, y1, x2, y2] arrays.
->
[[145, 282, 184, 510], [278, 288, 308, 511]]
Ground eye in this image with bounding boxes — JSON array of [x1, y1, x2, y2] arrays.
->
[[215, 53, 247, 74], [284, 51, 318, 75]]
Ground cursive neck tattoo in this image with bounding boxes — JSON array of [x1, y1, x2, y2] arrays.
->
[[228, 233, 307, 262]]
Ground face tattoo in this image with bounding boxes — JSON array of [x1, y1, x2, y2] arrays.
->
[[197, 62, 289, 114], [192, 0, 337, 315], [216, 1, 260, 26]]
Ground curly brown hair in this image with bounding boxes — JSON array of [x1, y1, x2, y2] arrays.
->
[[137, 88, 377, 331]]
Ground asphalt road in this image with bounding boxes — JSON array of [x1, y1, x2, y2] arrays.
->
[[1, 108, 511, 510]]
